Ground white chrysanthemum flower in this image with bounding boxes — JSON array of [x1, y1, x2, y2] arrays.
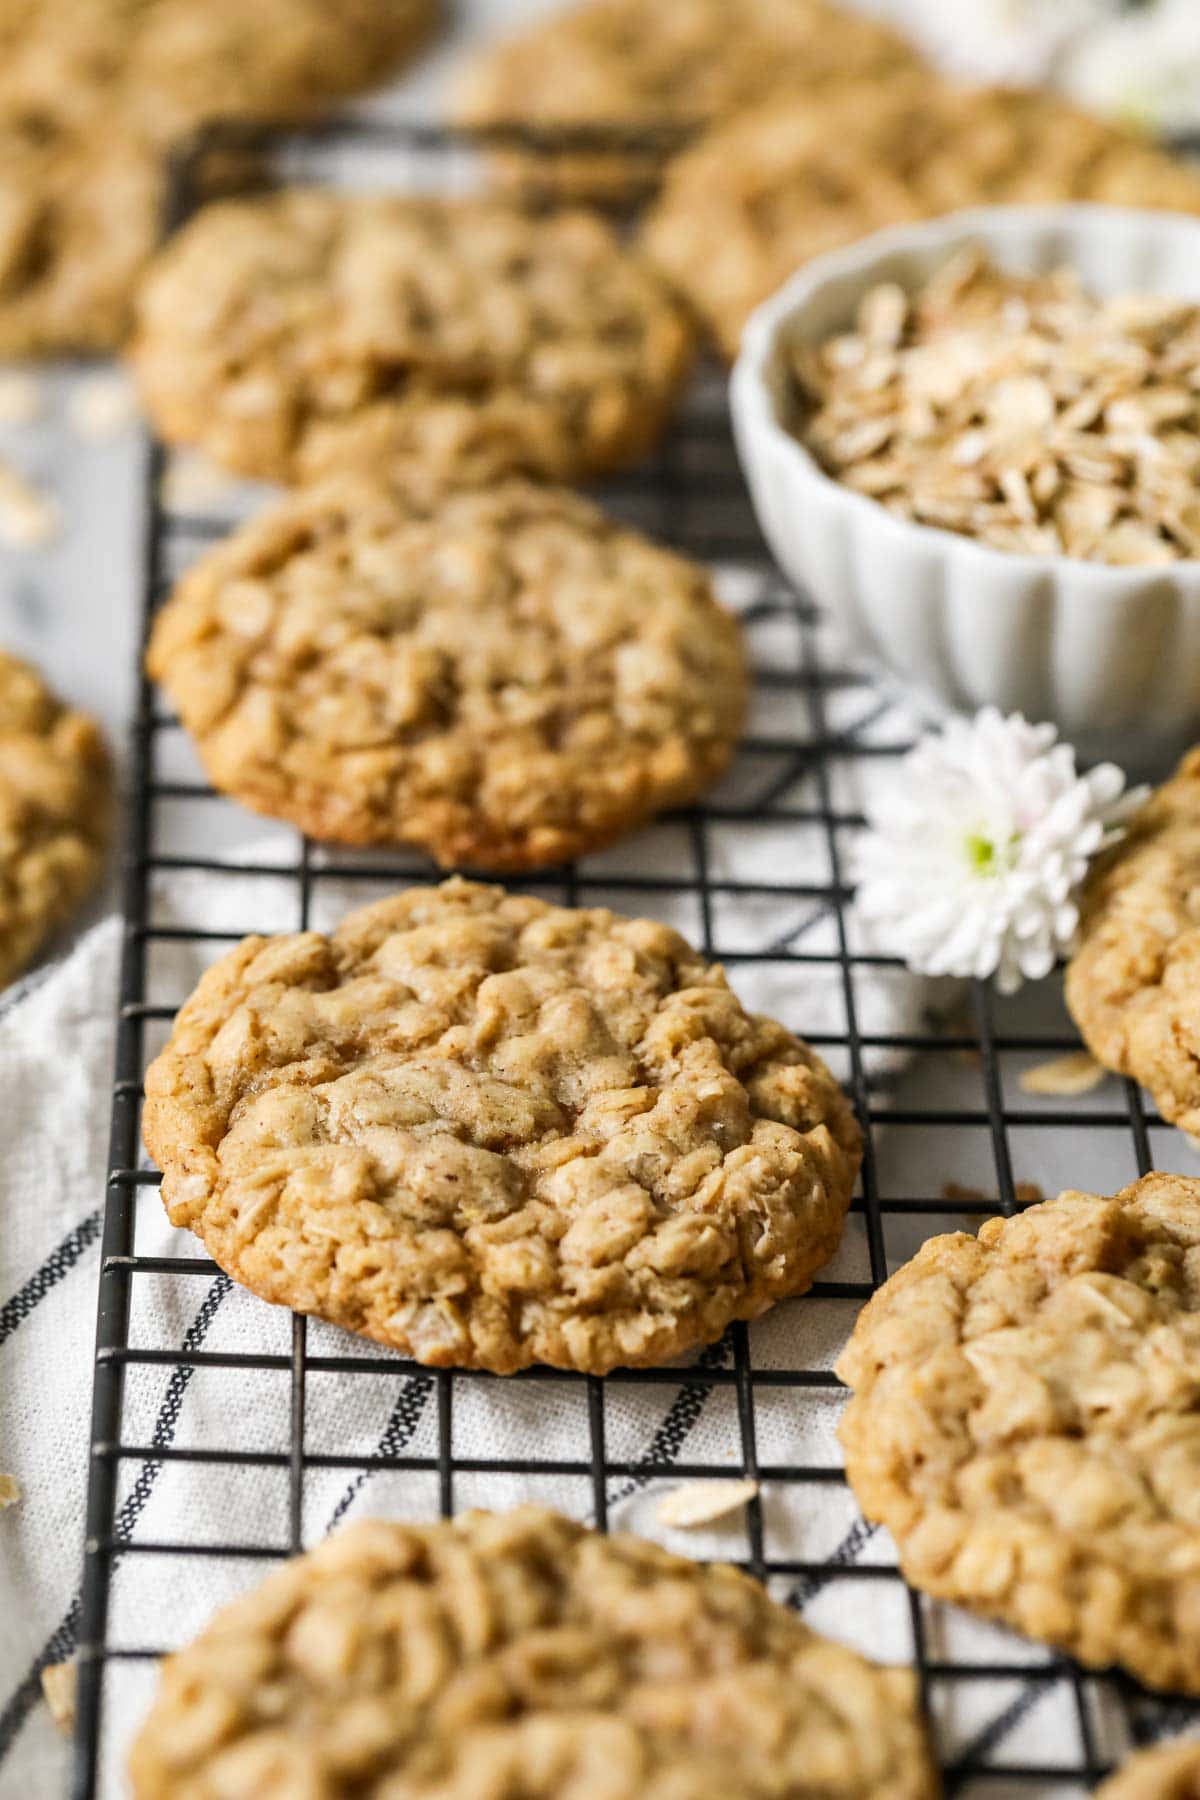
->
[[851, 708, 1145, 993], [1062, 0, 1200, 134]]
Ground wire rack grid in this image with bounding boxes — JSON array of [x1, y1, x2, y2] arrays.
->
[[72, 118, 1199, 1798]]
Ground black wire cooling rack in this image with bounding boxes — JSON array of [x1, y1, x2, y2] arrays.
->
[[72, 118, 1200, 1798]]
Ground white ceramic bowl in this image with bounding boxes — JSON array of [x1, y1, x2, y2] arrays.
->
[[730, 204, 1200, 768]]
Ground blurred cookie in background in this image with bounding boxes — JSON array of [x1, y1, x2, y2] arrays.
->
[[642, 74, 1200, 358], [453, 0, 924, 198], [0, 0, 440, 355], [0, 648, 110, 988], [130, 189, 695, 487]]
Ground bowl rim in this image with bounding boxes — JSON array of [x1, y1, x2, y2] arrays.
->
[[732, 201, 1200, 584]]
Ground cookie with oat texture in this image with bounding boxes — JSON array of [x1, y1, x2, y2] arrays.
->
[[141, 880, 862, 1374], [0, 0, 438, 355], [452, 0, 921, 199], [128, 1507, 937, 1798], [0, 96, 165, 357], [642, 77, 1200, 358], [145, 479, 745, 870], [129, 188, 694, 485], [0, 650, 110, 988], [837, 1175, 1200, 1694], [1067, 749, 1200, 1135]]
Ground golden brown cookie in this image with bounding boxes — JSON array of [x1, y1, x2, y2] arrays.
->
[[453, 0, 922, 199], [1067, 750, 1200, 1134], [0, 0, 437, 355], [837, 1175, 1200, 1694], [0, 650, 110, 987], [114, 0, 438, 135], [129, 188, 694, 485], [142, 880, 862, 1374], [0, 0, 436, 127], [1097, 1739, 1200, 1799], [145, 479, 744, 868], [128, 1508, 936, 1799], [0, 97, 164, 357], [642, 76, 1200, 358]]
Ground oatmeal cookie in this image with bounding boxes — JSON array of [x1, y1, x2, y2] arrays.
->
[[113, 0, 437, 136], [452, 0, 921, 199], [1067, 751, 1200, 1134], [643, 77, 1200, 358], [142, 880, 862, 1374], [145, 480, 744, 868], [0, 0, 436, 128], [129, 188, 694, 485], [128, 1508, 935, 1798], [836, 1175, 1200, 1694], [0, 0, 437, 355], [1097, 1739, 1200, 1798], [0, 84, 165, 356], [0, 650, 110, 987]]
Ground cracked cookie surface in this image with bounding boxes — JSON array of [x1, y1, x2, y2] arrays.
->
[[129, 189, 694, 484], [836, 1175, 1200, 1693], [453, 0, 920, 199], [643, 76, 1200, 358], [0, 0, 436, 355], [128, 1507, 936, 1799], [142, 880, 861, 1374], [145, 480, 745, 869], [1068, 750, 1200, 1135], [0, 650, 110, 988]]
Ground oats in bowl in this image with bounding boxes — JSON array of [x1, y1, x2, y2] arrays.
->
[[790, 246, 1200, 565]]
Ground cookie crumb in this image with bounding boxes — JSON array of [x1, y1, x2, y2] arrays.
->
[[0, 461, 60, 549], [656, 1479, 759, 1528], [67, 373, 137, 441], [0, 1472, 20, 1509], [1019, 1051, 1106, 1096], [0, 371, 42, 427], [943, 1181, 989, 1204], [943, 1181, 1045, 1206], [41, 1660, 76, 1735]]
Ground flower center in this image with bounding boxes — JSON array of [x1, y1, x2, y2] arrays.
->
[[965, 831, 1017, 875]]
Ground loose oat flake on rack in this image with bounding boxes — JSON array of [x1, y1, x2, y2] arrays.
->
[[791, 246, 1200, 565], [40, 1660, 76, 1736], [656, 1478, 760, 1527]]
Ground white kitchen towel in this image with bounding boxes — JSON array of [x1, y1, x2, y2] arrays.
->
[[0, 766, 1189, 1795]]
